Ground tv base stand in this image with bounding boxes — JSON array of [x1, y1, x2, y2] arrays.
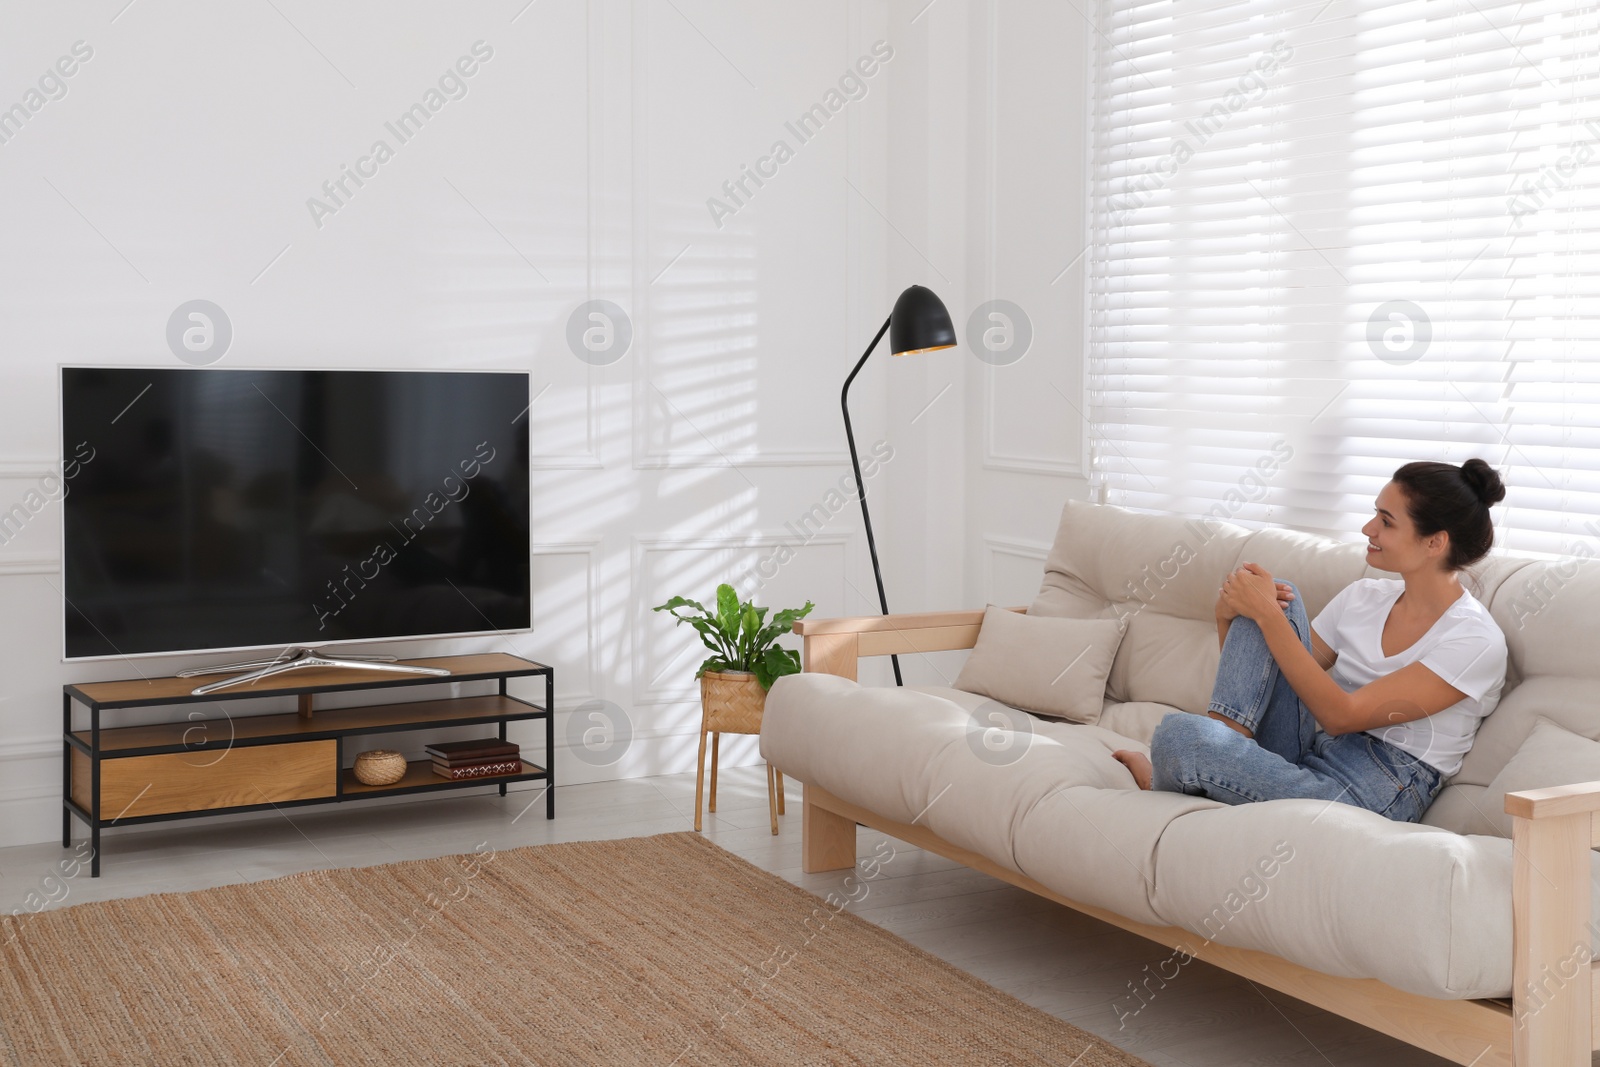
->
[[178, 647, 451, 696], [63, 653, 553, 876]]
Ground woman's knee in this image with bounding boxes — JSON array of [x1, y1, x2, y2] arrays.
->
[[1162, 712, 1236, 754], [1150, 713, 1223, 790]]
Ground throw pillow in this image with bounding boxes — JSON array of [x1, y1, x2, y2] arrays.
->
[[1480, 717, 1600, 839], [953, 605, 1125, 725]]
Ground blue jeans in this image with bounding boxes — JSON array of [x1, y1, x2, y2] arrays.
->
[[1148, 582, 1444, 823]]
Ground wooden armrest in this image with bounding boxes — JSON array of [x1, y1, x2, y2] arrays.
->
[[1504, 779, 1599, 1057], [792, 606, 1025, 636], [1504, 780, 1600, 820]]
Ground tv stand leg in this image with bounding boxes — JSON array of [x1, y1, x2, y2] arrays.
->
[[545, 672, 555, 819], [61, 807, 69, 849], [90, 825, 100, 878]]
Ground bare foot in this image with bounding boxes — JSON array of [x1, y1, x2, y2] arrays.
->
[[1112, 749, 1153, 790]]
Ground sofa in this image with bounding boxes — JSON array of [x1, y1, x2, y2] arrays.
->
[[760, 499, 1600, 1067]]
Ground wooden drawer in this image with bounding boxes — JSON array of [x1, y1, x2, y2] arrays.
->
[[72, 740, 337, 819]]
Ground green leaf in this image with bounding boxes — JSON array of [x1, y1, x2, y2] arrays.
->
[[754, 601, 815, 652], [696, 655, 735, 679], [738, 603, 761, 669], [756, 645, 803, 689], [658, 589, 813, 684], [716, 584, 740, 636], [682, 616, 736, 658], [652, 595, 709, 617]]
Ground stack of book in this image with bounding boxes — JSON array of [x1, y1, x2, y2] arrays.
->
[[427, 738, 522, 780]]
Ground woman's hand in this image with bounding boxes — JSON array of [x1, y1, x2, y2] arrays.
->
[[1215, 573, 1295, 622], [1217, 563, 1284, 623]]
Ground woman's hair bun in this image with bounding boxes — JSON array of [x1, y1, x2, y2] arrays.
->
[[1459, 458, 1506, 507]]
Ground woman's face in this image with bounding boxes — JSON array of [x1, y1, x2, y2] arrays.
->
[[1360, 481, 1444, 574]]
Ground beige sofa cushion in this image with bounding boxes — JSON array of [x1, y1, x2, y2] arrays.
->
[[1027, 500, 1375, 714], [1096, 702, 1188, 747], [1491, 557, 1600, 682], [952, 607, 1124, 725], [1418, 783, 1498, 837], [907, 686, 1145, 755], [1448, 675, 1598, 788], [1010, 784, 1227, 927], [760, 673, 966, 827], [762, 675, 1222, 927], [1150, 798, 1600, 999], [1477, 718, 1600, 840], [1030, 500, 1252, 625]]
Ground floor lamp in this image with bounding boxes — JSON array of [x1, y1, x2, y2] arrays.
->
[[841, 284, 956, 686]]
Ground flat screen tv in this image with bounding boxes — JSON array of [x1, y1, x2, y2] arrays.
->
[[61, 368, 531, 660]]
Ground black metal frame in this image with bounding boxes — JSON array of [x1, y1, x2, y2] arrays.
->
[[62, 656, 556, 876], [842, 314, 902, 685]]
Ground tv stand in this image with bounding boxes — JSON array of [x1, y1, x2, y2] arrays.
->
[[63, 653, 553, 876], [178, 647, 451, 696]]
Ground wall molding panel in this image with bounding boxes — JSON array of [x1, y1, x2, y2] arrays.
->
[[983, 534, 1051, 604], [0, 556, 59, 577], [529, 539, 603, 704], [0, 458, 57, 479], [982, 373, 1084, 475]]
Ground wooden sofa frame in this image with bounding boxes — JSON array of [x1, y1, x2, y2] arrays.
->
[[789, 607, 1600, 1067]]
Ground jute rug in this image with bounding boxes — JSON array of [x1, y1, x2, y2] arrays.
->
[[0, 832, 1151, 1066]]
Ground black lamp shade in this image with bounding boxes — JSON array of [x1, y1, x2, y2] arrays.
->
[[889, 284, 957, 356]]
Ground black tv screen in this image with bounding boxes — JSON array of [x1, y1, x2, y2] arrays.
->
[[61, 368, 531, 660]]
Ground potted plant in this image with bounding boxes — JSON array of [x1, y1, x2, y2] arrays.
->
[[653, 584, 813, 833]]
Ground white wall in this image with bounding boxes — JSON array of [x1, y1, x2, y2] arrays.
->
[[0, 0, 1090, 849], [875, 0, 1091, 619], [956, 0, 1094, 606], [0, 0, 990, 848], [862, 0, 1095, 691]]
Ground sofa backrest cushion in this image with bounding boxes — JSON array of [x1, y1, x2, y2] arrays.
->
[[1027, 500, 1566, 792], [1478, 717, 1600, 839], [1029, 500, 1370, 712]]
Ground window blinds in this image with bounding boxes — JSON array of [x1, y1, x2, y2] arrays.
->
[[1087, 0, 1600, 557]]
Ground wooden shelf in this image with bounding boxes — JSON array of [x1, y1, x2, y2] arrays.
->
[[340, 759, 546, 797], [64, 653, 555, 876], [66, 653, 548, 709], [73, 694, 546, 756]]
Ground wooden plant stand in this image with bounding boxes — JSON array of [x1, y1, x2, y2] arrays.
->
[[63, 653, 553, 876]]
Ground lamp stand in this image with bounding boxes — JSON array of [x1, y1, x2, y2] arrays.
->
[[841, 315, 903, 686]]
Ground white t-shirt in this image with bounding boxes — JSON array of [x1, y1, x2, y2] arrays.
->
[[1309, 578, 1508, 778]]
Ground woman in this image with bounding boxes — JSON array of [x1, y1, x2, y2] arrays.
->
[[1112, 459, 1509, 824]]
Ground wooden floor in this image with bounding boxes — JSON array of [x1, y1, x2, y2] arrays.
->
[[2, 766, 1470, 1066]]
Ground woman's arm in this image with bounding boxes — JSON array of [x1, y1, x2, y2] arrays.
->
[[1222, 564, 1464, 736], [1310, 629, 1337, 671]]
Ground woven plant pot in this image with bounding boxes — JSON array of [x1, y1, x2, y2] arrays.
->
[[352, 749, 408, 786], [699, 670, 768, 735]]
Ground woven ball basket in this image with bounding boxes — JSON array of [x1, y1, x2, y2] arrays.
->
[[352, 749, 408, 786], [699, 670, 768, 735]]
